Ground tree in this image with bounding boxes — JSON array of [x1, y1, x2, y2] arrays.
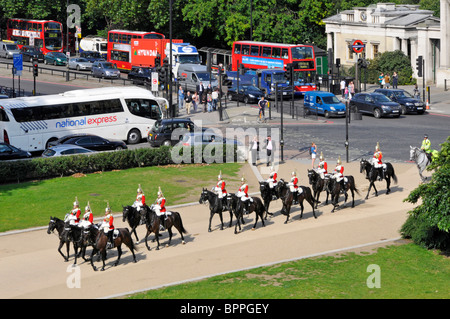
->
[[401, 136, 450, 251]]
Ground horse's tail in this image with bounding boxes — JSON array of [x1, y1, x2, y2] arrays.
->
[[174, 212, 188, 234], [349, 176, 360, 196], [390, 164, 398, 184]]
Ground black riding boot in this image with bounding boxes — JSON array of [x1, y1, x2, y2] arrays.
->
[[340, 180, 345, 193], [271, 188, 277, 200], [222, 198, 229, 211], [159, 216, 165, 231], [107, 230, 114, 249], [293, 192, 298, 205], [378, 168, 384, 181]]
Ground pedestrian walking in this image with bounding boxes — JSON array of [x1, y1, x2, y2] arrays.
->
[[178, 86, 184, 111], [340, 79, 346, 98], [392, 72, 398, 89], [310, 142, 317, 168], [349, 81, 355, 99], [265, 135, 274, 167], [250, 136, 259, 166], [207, 92, 213, 112], [185, 91, 192, 115], [212, 88, 219, 111], [258, 96, 267, 121], [384, 73, 390, 89], [192, 92, 199, 113], [378, 73, 384, 88], [201, 92, 207, 113]]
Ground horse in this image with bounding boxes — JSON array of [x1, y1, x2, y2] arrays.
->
[[87, 226, 137, 271], [307, 169, 330, 208], [144, 206, 187, 251], [409, 146, 431, 182], [259, 181, 277, 219], [276, 179, 316, 224], [328, 176, 360, 212], [235, 196, 266, 231], [122, 205, 148, 243], [199, 188, 234, 232], [360, 158, 398, 199], [47, 216, 82, 263], [225, 192, 246, 234]]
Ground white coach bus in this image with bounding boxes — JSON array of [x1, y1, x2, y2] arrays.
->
[[0, 86, 167, 152]]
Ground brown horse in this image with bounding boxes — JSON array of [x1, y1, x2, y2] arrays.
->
[[328, 176, 360, 213], [86, 226, 137, 271], [144, 206, 187, 251], [276, 180, 317, 224]]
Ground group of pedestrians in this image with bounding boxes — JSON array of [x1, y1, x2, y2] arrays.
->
[[178, 82, 220, 114], [378, 72, 398, 89], [340, 79, 355, 100]]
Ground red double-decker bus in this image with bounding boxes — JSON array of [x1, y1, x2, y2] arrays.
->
[[7, 18, 63, 55], [231, 41, 317, 94], [107, 30, 165, 71]]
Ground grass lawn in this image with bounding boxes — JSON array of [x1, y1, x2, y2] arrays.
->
[[0, 163, 242, 233], [128, 243, 450, 299]]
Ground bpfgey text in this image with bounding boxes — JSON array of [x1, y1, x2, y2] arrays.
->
[[180, 303, 270, 316]]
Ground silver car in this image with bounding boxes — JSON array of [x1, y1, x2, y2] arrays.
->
[[91, 61, 121, 79], [42, 144, 94, 157], [68, 57, 93, 71]]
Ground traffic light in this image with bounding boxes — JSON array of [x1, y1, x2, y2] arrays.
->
[[159, 64, 167, 87], [33, 61, 38, 77], [155, 54, 161, 67], [285, 63, 293, 81], [416, 56, 423, 77], [239, 63, 245, 75]]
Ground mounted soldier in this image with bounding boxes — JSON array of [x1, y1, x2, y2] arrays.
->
[[315, 152, 328, 179], [152, 187, 167, 231], [372, 142, 387, 181], [287, 171, 302, 204], [65, 196, 81, 226], [79, 201, 94, 229], [331, 156, 345, 190], [266, 166, 278, 200], [132, 184, 147, 224], [214, 170, 229, 211], [237, 175, 253, 214], [101, 202, 115, 249]]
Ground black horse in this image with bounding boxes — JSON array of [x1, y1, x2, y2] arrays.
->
[[276, 179, 317, 224], [328, 176, 360, 213], [307, 169, 330, 209], [199, 188, 234, 232], [360, 159, 398, 199], [235, 196, 266, 231], [225, 193, 246, 234], [122, 205, 148, 243], [47, 216, 82, 263], [144, 206, 187, 251], [85, 226, 137, 271], [259, 181, 277, 219]]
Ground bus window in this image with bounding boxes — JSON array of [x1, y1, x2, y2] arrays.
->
[[282, 48, 289, 59], [125, 99, 161, 120], [262, 47, 271, 57], [0, 109, 10, 122], [242, 45, 250, 55], [272, 47, 281, 58], [234, 44, 241, 54], [250, 45, 259, 56]]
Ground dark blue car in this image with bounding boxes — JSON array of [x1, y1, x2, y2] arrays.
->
[[374, 89, 425, 115], [350, 92, 401, 118]]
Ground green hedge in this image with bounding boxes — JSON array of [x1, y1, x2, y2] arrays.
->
[[0, 144, 242, 184]]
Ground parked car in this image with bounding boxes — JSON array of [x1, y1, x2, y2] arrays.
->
[[68, 57, 93, 71], [349, 92, 401, 118], [44, 52, 68, 66], [20, 45, 44, 62], [227, 85, 265, 104], [80, 51, 105, 63], [128, 66, 154, 85], [179, 132, 242, 147], [304, 91, 346, 118], [48, 134, 127, 151], [374, 88, 425, 115], [0, 142, 32, 160], [91, 61, 121, 79], [42, 145, 94, 157], [148, 118, 203, 147]]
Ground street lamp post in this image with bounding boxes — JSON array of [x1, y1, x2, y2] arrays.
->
[[169, 0, 174, 118]]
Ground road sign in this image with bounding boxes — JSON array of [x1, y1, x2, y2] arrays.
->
[[352, 40, 365, 53], [151, 72, 159, 91], [13, 54, 23, 76]]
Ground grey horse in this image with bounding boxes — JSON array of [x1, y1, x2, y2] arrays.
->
[[409, 146, 431, 182]]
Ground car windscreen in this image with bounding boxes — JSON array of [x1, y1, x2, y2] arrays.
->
[[245, 86, 261, 93], [322, 96, 341, 104], [374, 95, 392, 102], [196, 73, 211, 81], [42, 149, 56, 156], [102, 63, 116, 69], [394, 91, 413, 98], [6, 44, 17, 50]]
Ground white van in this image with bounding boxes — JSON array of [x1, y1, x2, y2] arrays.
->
[[0, 41, 20, 59], [177, 64, 219, 93]]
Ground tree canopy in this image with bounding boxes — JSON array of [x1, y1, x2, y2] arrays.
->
[[0, 0, 441, 50]]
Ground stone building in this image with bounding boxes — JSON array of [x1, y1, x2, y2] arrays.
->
[[323, 1, 450, 88]]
